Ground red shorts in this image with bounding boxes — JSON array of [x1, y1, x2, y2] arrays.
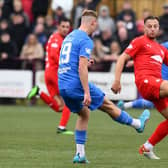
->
[[45, 68, 59, 98], [136, 76, 168, 112]]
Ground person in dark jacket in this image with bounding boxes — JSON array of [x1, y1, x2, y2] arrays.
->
[[32, 0, 49, 21], [0, 32, 18, 69]]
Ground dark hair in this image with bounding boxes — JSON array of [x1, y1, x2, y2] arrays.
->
[[144, 16, 160, 24], [58, 17, 70, 25]]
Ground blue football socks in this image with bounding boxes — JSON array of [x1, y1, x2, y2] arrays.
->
[[75, 130, 87, 144], [114, 110, 133, 125], [132, 99, 154, 109]]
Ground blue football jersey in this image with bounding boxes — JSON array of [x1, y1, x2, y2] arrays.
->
[[58, 29, 93, 90], [161, 42, 168, 80]]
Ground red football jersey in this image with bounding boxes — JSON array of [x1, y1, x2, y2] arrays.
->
[[45, 32, 64, 70], [124, 35, 168, 81]]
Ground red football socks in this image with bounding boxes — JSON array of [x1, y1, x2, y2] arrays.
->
[[40, 91, 59, 112], [148, 119, 168, 146], [40, 91, 71, 128], [59, 105, 71, 127]]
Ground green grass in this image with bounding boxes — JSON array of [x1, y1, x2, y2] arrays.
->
[[0, 105, 168, 168]]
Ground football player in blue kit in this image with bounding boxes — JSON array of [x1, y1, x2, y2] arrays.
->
[[117, 41, 168, 110], [58, 10, 150, 164]]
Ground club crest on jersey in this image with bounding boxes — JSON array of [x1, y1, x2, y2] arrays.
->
[[85, 48, 91, 54], [150, 55, 162, 63]]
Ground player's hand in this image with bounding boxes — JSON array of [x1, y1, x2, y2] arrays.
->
[[126, 60, 134, 68], [83, 92, 91, 106], [111, 80, 121, 94], [88, 58, 94, 67]]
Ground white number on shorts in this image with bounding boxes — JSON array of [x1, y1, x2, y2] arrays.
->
[[59, 42, 72, 64]]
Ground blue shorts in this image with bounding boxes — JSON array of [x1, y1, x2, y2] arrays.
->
[[59, 83, 105, 113]]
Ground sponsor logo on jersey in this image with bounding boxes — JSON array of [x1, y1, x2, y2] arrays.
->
[[150, 55, 163, 63]]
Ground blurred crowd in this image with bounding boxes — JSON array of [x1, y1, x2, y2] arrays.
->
[[0, 0, 168, 72]]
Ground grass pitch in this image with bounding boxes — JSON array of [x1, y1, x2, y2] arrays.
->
[[0, 105, 168, 168]]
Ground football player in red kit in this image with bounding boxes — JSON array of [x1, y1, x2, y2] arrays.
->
[[112, 16, 168, 159], [27, 17, 73, 135]]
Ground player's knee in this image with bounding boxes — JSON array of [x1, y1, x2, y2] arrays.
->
[[79, 108, 90, 120]]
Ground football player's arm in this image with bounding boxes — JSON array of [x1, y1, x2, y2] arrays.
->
[[79, 56, 91, 106], [111, 52, 131, 94]]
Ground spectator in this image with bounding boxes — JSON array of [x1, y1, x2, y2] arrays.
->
[[13, 0, 29, 27], [52, 6, 65, 27], [159, 3, 168, 42], [0, 32, 18, 69], [21, 0, 34, 23], [51, 0, 73, 19], [45, 15, 56, 38], [1, 0, 13, 19], [89, 29, 117, 72], [116, 26, 130, 52], [72, 0, 100, 28], [136, 8, 151, 35], [33, 23, 47, 47], [20, 33, 44, 70], [110, 41, 121, 56], [116, 27, 133, 72], [35, 15, 45, 25], [97, 5, 116, 34], [10, 0, 29, 55], [0, 19, 11, 35], [121, 10, 137, 39], [72, 0, 84, 29], [116, 0, 136, 22], [32, 0, 49, 21]]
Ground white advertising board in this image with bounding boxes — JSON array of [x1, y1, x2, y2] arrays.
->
[[35, 71, 48, 94], [36, 71, 137, 100], [88, 72, 137, 100], [0, 70, 32, 98]]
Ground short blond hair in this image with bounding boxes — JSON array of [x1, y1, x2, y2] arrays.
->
[[82, 10, 97, 18]]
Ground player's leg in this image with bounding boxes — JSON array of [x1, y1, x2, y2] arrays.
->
[[118, 99, 154, 110], [56, 97, 73, 135], [41, 92, 73, 134], [139, 119, 168, 160], [50, 94, 73, 135], [139, 97, 168, 159], [27, 85, 60, 111], [131, 99, 154, 109], [59, 88, 89, 163], [45, 71, 73, 134], [139, 80, 168, 159], [159, 80, 168, 97], [88, 83, 150, 133], [57, 105, 71, 132], [28, 72, 73, 134], [73, 106, 90, 163], [99, 97, 150, 133]]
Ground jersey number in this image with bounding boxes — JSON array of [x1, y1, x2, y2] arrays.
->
[[60, 42, 72, 64]]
